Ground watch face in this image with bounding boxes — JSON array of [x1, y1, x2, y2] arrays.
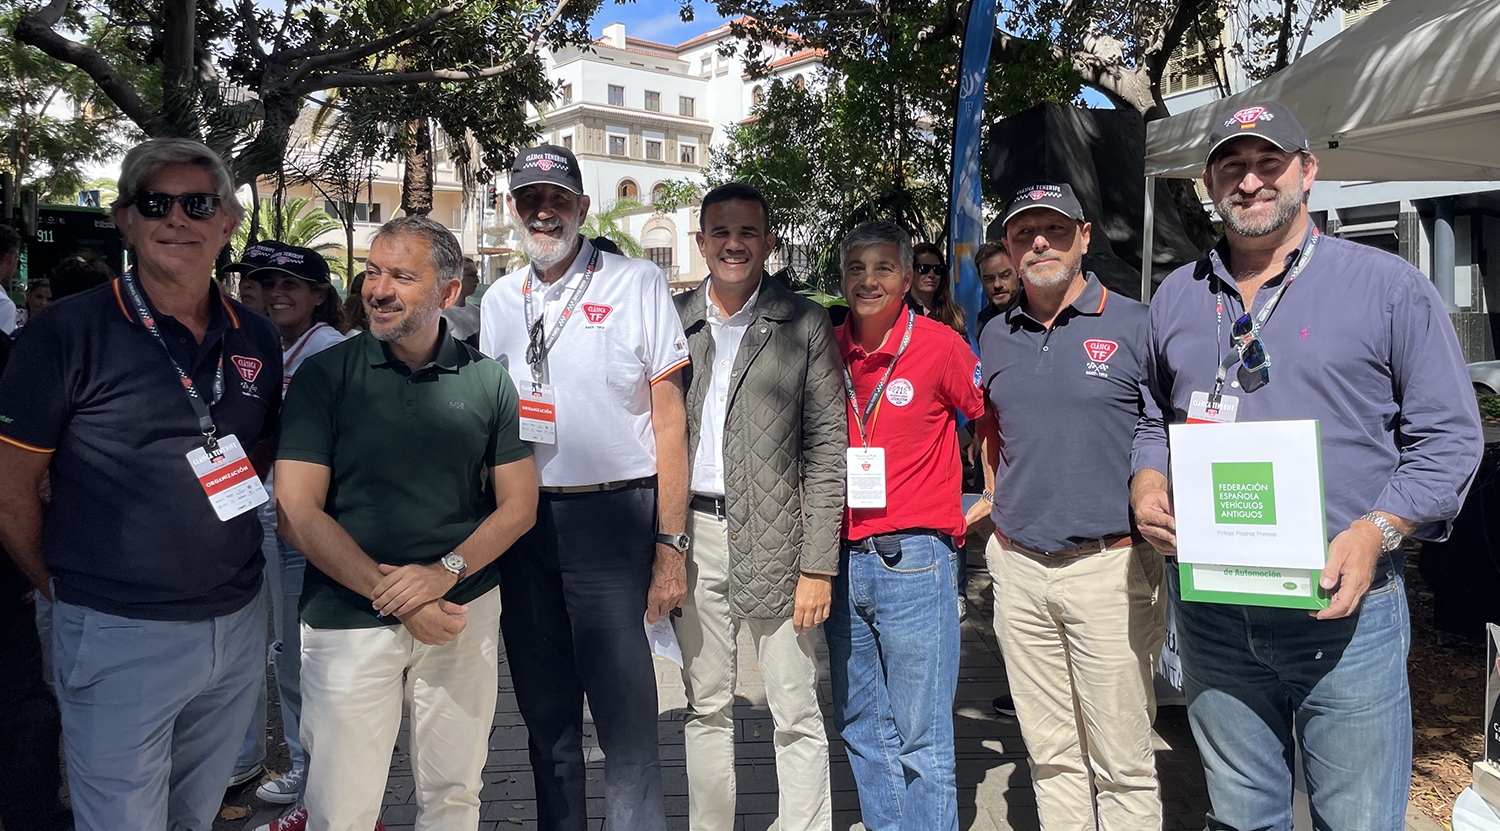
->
[[444, 553, 466, 571]]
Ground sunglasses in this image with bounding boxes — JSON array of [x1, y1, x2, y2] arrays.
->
[[1231, 313, 1271, 378], [914, 263, 945, 275], [129, 190, 223, 221], [526, 317, 546, 371]]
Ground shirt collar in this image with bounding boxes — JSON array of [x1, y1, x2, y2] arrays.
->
[[705, 277, 762, 325], [365, 318, 463, 372], [1006, 272, 1107, 328], [1206, 218, 1318, 296], [837, 308, 916, 361], [112, 272, 238, 333]]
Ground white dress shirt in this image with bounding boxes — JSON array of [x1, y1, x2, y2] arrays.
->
[[690, 280, 762, 497]]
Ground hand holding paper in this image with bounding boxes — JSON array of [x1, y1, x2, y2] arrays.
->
[[1313, 521, 1382, 620]]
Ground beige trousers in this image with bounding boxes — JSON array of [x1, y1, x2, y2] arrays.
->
[[985, 537, 1166, 831], [300, 587, 500, 831], [673, 508, 831, 831]]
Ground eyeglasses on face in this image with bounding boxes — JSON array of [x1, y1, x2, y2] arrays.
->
[[129, 190, 223, 221], [914, 262, 945, 276]]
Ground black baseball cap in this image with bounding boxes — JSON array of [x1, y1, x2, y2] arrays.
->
[[509, 144, 584, 195], [1206, 101, 1310, 163], [1001, 182, 1086, 229], [234, 240, 331, 285]]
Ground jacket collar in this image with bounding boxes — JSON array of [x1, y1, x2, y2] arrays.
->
[[683, 273, 798, 330]]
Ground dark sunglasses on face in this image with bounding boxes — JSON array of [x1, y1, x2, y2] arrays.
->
[[129, 190, 223, 221], [914, 262, 944, 275]]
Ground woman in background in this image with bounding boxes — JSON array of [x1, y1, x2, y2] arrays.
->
[[909, 242, 968, 339]]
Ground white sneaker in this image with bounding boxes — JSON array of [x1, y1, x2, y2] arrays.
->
[[255, 768, 305, 804]]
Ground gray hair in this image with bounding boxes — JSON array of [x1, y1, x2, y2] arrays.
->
[[372, 215, 464, 287], [974, 240, 1009, 269], [112, 138, 245, 222], [840, 221, 912, 273]]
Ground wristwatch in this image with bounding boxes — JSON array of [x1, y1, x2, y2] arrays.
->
[[656, 533, 691, 554], [440, 551, 468, 581], [1358, 512, 1404, 553]]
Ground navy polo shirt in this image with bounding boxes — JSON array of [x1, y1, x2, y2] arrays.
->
[[978, 274, 1148, 552], [0, 278, 281, 620]]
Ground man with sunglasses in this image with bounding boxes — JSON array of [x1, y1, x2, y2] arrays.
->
[[0, 138, 281, 831], [479, 144, 690, 830], [973, 182, 1164, 831], [1131, 101, 1482, 831]]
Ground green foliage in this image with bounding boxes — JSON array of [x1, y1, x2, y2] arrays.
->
[[0, 7, 143, 202], [650, 179, 699, 215], [233, 197, 349, 279], [1479, 394, 1500, 421], [580, 199, 647, 259]]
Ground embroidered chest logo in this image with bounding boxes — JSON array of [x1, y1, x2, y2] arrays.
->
[[232, 355, 263, 383], [582, 303, 613, 324], [1083, 339, 1117, 379], [885, 378, 915, 407]]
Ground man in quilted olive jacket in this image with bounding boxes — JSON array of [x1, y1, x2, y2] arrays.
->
[[672, 183, 846, 831]]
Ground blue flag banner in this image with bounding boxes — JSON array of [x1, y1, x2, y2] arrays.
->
[[948, 0, 998, 350]]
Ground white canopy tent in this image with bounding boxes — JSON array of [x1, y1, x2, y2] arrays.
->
[[1140, 0, 1500, 297]]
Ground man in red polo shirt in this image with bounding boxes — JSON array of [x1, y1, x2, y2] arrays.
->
[[826, 220, 984, 831]]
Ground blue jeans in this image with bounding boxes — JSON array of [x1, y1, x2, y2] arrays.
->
[[1169, 563, 1411, 831], [827, 533, 962, 831], [52, 587, 268, 831]]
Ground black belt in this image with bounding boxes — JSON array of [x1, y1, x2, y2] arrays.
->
[[539, 476, 655, 495], [690, 494, 726, 519], [844, 527, 948, 555]]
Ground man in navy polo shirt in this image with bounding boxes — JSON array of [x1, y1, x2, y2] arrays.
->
[[974, 182, 1164, 831], [0, 138, 280, 831]]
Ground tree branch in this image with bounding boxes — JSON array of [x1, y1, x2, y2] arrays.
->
[[296, 58, 530, 94], [16, 7, 165, 135], [285, 3, 464, 83]]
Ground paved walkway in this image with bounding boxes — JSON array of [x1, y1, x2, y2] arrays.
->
[[235, 556, 1213, 831]]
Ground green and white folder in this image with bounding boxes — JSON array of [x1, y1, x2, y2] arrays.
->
[[1167, 419, 1330, 610]]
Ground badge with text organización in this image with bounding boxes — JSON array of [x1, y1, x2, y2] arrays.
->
[[185, 434, 269, 521], [846, 447, 887, 509], [518, 380, 557, 444]]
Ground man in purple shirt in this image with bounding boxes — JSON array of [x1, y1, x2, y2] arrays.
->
[[1130, 101, 1482, 831]]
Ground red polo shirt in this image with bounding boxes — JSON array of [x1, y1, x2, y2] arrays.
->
[[837, 311, 985, 540]]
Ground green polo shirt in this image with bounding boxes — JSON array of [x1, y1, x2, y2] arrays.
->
[[278, 325, 532, 629]]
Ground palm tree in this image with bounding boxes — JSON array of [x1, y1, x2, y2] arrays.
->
[[580, 198, 647, 259], [233, 196, 350, 283]]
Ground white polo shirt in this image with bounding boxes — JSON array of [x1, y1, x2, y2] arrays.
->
[[480, 238, 690, 487]]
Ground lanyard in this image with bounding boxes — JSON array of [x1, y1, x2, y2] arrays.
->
[[1212, 230, 1320, 398], [119, 271, 226, 458], [523, 247, 600, 380], [842, 310, 915, 447]]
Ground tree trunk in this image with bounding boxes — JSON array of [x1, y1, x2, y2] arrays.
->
[[160, 0, 198, 137], [400, 119, 434, 217]]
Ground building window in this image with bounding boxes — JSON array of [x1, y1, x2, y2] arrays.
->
[[561, 134, 572, 150], [559, 83, 572, 105], [645, 91, 661, 112], [645, 140, 662, 160], [1344, 0, 1390, 28], [323, 200, 378, 223], [752, 85, 765, 107], [1164, 32, 1220, 96], [609, 135, 627, 156], [651, 183, 669, 204], [680, 145, 697, 165], [608, 84, 625, 106], [618, 179, 639, 200], [679, 96, 695, 117], [647, 246, 673, 270]]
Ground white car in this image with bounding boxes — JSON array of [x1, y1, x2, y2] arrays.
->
[[1468, 360, 1500, 395]]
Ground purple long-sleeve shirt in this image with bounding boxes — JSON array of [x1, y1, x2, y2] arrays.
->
[[1132, 220, 1483, 542]]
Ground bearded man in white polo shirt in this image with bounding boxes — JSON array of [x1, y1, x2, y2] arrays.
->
[[480, 144, 691, 831]]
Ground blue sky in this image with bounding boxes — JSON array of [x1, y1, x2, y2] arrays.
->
[[590, 0, 733, 45]]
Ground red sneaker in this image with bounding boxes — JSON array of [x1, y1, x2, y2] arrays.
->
[[251, 806, 384, 831]]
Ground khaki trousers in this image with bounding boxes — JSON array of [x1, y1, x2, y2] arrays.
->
[[300, 587, 500, 831], [673, 509, 831, 831], [985, 537, 1166, 831]]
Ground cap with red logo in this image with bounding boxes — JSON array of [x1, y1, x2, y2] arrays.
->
[[1000, 181, 1086, 230], [232, 240, 332, 286], [510, 144, 585, 195], [1206, 101, 1310, 163]]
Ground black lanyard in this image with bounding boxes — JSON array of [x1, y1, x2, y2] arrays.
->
[[842, 310, 915, 447], [120, 271, 226, 458], [523, 247, 600, 380], [1212, 230, 1321, 399]]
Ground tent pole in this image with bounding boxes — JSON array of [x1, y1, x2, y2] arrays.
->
[[1435, 198, 1459, 312], [1141, 176, 1157, 302]]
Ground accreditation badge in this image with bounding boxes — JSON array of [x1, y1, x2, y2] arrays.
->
[[185, 435, 269, 521], [1187, 390, 1239, 424], [518, 380, 557, 445], [846, 447, 887, 509]]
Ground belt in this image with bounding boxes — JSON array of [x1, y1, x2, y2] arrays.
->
[[539, 476, 656, 495], [844, 527, 947, 554], [690, 494, 726, 519], [995, 530, 1140, 558]]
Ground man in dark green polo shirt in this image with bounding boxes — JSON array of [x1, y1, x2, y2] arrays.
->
[[274, 215, 537, 831]]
